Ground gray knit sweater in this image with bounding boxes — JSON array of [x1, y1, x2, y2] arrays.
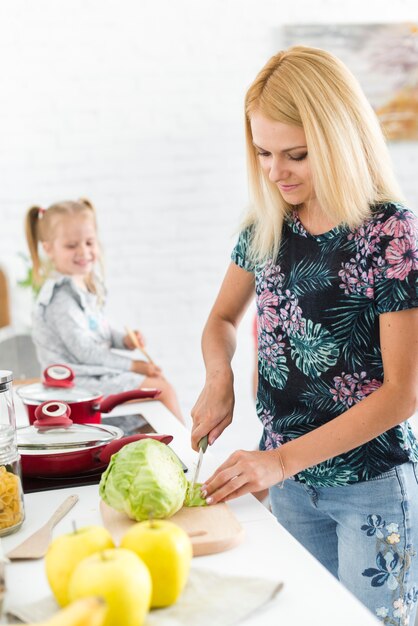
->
[[32, 274, 132, 377]]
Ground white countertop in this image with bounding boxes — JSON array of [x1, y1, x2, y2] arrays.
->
[[1, 396, 378, 625]]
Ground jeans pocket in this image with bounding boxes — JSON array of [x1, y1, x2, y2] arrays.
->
[[412, 462, 418, 486], [366, 467, 398, 482]]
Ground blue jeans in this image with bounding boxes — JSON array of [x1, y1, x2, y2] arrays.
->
[[270, 463, 418, 625]]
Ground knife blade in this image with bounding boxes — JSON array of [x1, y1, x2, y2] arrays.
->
[[190, 435, 208, 491]]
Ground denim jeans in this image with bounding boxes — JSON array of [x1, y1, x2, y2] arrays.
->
[[270, 463, 418, 625]]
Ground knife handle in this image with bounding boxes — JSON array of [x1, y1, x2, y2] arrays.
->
[[199, 435, 209, 453]]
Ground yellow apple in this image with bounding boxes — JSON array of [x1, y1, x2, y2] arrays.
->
[[45, 526, 115, 607], [120, 520, 192, 607], [68, 548, 152, 626]]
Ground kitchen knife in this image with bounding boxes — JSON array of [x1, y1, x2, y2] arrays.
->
[[190, 435, 209, 491]]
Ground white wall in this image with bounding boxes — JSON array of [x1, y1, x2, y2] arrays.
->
[[1, 0, 418, 457]]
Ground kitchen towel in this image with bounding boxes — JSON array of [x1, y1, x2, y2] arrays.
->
[[7, 567, 284, 625]]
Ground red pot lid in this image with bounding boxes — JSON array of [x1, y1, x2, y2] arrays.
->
[[16, 381, 100, 405], [17, 420, 123, 453]]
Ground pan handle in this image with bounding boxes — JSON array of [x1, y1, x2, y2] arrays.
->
[[98, 433, 173, 464], [98, 388, 161, 414]]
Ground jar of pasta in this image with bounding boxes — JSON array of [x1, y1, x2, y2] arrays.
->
[[0, 371, 25, 537]]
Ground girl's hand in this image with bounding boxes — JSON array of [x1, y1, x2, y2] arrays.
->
[[191, 370, 234, 450], [201, 449, 283, 505], [123, 330, 146, 350], [131, 360, 161, 377]]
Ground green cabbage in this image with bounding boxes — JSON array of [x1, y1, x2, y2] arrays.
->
[[184, 482, 207, 507], [99, 439, 188, 521]]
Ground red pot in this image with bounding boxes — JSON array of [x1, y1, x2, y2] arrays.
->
[[17, 364, 161, 425], [17, 401, 173, 477]]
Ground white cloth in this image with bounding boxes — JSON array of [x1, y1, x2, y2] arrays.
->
[[7, 567, 283, 626]]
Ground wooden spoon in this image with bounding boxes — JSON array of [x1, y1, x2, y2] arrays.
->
[[6, 495, 79, 560], [125, 326, 155, 364]]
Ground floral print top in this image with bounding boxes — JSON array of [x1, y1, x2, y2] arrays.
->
[[232, 202, 418, 486]]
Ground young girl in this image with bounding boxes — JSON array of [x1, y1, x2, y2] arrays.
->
[[191, 46, 418, 623], [25, 198, 184, 422]]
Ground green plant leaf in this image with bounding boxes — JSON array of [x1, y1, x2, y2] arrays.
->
[[259, 354, 289, 390], [284, 257, 333, 298], [289, 319, 339, 377]]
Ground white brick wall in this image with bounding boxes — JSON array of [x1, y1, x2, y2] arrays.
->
[[1, 0, 418, 457]]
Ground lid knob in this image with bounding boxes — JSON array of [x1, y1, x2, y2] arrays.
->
[[43, 364, 75, 388], [34, 401, 73, 429]]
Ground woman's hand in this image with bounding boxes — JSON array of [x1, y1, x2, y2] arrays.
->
[[130, 360, 161, 377], [201, 449, 284, 504], [123, 330, 146, 350], [191, 369, 234, 450]]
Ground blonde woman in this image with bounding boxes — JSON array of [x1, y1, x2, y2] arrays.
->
[[25, 199, 183, 422], [191, 46, 418, 622]]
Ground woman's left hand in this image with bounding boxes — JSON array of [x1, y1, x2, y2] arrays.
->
[[123, 330, 146, 350], [201, 449, 283, 504]]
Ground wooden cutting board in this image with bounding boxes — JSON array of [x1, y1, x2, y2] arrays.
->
[[100, 500, 245, 557]]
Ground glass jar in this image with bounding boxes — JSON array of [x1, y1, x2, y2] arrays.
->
[[0, 370, 25, 537]]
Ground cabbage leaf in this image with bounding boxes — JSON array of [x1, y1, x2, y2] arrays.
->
[[184, 482, 207, 507]]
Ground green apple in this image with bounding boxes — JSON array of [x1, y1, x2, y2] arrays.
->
[[45, 525, 115, 607], [120, 519, 192, 607], [68, 548, 152, 626]]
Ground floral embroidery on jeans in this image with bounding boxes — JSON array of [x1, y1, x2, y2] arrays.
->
[[361, 514, 417, 625], [363, 551, 401, 590], [376, 592, 418, 626], [362, 514, 386, 538]]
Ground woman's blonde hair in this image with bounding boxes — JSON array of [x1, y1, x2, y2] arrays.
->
[[243, 45, 404, 263], [25, 198, 102, 294]]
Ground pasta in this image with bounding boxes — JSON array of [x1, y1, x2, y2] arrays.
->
[[0, 465, 23, 531]]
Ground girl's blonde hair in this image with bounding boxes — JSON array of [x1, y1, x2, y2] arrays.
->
[[243, 45, 404, 263], [25, 198, 101, 294]]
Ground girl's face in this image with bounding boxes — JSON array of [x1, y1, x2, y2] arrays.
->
[[250, 112, 318, 211], [43, 213, 98, 282]]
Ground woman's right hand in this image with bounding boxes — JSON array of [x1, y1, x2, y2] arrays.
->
[[130, 360, 162, 377], [191, 369, 235, 451]]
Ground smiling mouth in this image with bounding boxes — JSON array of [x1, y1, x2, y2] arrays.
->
[[279, 184, 300, 192]]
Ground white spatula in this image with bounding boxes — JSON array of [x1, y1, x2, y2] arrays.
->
[[6, 494, 79, 560]]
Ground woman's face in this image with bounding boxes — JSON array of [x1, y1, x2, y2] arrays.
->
[[250, 112, 317, 210]]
